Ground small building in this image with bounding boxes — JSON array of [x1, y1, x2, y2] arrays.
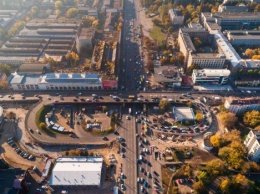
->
[[192, 69, 230, 85], [244, 130, 260, 162], [154, 65, 182, 88], [49, 156, 103, 187], [102, 80, 118, 89], [173, 107, 195, 122], [202, 132, 213, 151]]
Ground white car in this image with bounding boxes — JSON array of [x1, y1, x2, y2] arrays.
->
[[121, 184, 125, 190], [141, 185, 144, 191]]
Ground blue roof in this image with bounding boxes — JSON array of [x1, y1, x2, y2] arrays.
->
[[21, 75, 40, 84], [43, 73, 101, 83]]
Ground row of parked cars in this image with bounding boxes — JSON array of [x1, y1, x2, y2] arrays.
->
[[7, 137, 35, 160]]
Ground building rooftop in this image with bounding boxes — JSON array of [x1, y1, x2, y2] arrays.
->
[[227, 97, 260, 105], [78, 27, 95, 40], [41, 73, 102, 84], [49, 157, 103, 186], [18, 62, 48, 74], [193, 69, 230, 77], [192, 53, 225, 59], [214, 32, 241, 67], [154, 66, 182, 83], [173, 107, 195, 121]]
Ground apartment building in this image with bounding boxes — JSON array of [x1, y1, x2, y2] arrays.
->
[[244, 130, 260, 162], [168, 9, 184, 25], [192, 69, 230, 85], [188, 53, 226, 69], [224, 97, 260, 115]]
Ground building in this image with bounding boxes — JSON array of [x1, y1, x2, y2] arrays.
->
[[0, 19, 80, 65], [235, 60, 260, 88], [202, 132, 214, 151], [214, 32, 242, 69], [153, 65, 182, 88], [244, 130, 260, 162], [76, 27, 95, 53], [178, 28, 226, 68], [224, 97, 260, 115], [0, 106, 3, 124], [49, 157, 103, 187], [226, 30, 260, 46], [173, 107, 195, 122], [188, 53, 226, 69], [0, 73, 7, 82], [17, 62, 50, 75], [192, 69, 230, 85], [0, 168, 29, 194], [168, 9, 184, 25], [9, 73, 103, 90], [0, 10, 18, 29], [201, 12, 260, 31], [218, 3, 248, 13]]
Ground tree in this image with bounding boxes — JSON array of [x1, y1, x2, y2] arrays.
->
[[220, 179, 231, 193], [197, 171, 209, 184], [102, 106, 108, 113], [192, 181, 206, 193], [66, 8, 78, 18], [243, 110, 260, 128], [159, 99, 170, 111], [186, 63, 201, 75], [7, 20, 25, 37], [168, 26, 174, 33], [210, 135, 223, 148], [219, 112, 237, 129], [206, 159, 226, 177], [187, 101, 192, 107], [146, 60, 154, 72], [245, 48, 255, 58], [0, 64, 11, 76], [195, 113, 203, 122], [249, 161, 260, 172], [55, 0, 63, 9], [39, 122, 46, 130], [193, 37, 202, 48]]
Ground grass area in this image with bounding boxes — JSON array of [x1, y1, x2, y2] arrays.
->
[[35, 105, 56, 136], [161, 165, 175, 194], [150, 25, 166, 46]]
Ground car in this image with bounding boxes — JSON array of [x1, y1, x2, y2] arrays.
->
[[8, 140, 14, 145], [28, 155, 35, 160], [36, 130, 41, 135], [121, 153, 125, 158], [147, 172, 151, 178], [47, 97, 51, 100], [141, 185, 144, 192], [103, 136, 108, 141], [140, 167, 144, 172], [36, 188, 42, 192], [41, 185, 48, 189], [73, 99, 78, 102], [126, 116, 130, 120], [54, 100, 58, 103]]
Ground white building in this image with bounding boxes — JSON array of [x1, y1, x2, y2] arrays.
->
[[50, 157, 103, 187], [192, 69, 230, 85], [224, 97, 260, 115], [188, 53, 226, 69], [173, 107, 195, 122], [168, 9, 184, 25], [244, 130, 260, 162], [9, 73, 103, 90]]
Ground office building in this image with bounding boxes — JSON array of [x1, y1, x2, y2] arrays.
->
[[192, 69, 230, 85], [226, 30, 260, 46]]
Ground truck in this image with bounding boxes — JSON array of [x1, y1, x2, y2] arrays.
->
[[129, 108, 131, 115]]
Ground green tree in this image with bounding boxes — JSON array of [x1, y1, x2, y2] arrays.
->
[[7, 20, 25, 37], [159, 99, 170, 111], [193, 37, 202, 48], [197, 171, 209, 184], [243, 110, 260, 128], [0, 64, 11, 76], [66, 8, 78, 18], [219, 112, 237, 129]]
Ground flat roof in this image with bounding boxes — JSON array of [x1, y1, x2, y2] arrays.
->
[[41, 73, 102, 83], [214, 32, 241, 67], [193, 69, 230, 77], [173, 107, 195, 121], [154, 66, 182, 83], [49, 157, 103, 186]]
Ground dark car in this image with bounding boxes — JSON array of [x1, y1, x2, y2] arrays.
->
[[103, 136, 108, 141]]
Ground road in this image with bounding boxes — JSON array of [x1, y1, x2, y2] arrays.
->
[[120, 105, 137, 194]]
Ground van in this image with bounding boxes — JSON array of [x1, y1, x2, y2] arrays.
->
[[139, 155, 142, 160], [92, 94, 97, 97], [61, 191, 68, 194]]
